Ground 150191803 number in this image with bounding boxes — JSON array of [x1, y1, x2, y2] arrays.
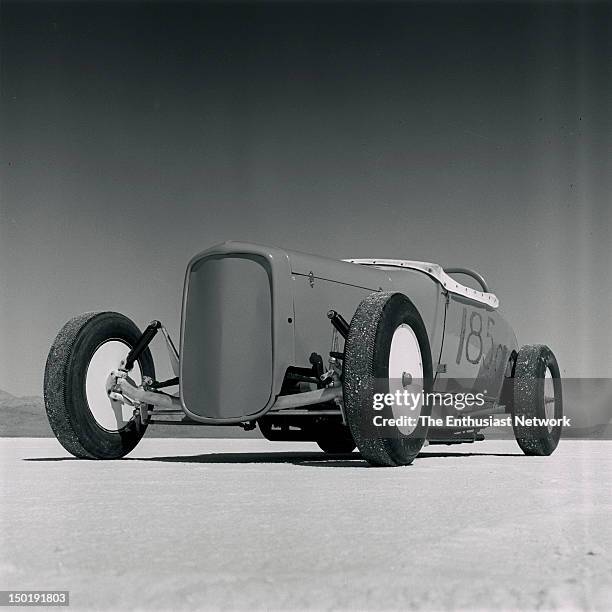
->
[[0, 591, 69, 606]]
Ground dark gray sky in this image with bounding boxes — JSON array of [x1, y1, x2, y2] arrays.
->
[[1, 1, 611, 395]]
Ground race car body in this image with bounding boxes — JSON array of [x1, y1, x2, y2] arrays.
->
[[181, 242, 516, 422]]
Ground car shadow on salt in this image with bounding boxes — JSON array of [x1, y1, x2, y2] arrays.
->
[[24, 449, 522, 467], [133, 450, 521, 467]]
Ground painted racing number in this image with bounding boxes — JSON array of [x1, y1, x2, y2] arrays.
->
[[456, 307, 506, 371]]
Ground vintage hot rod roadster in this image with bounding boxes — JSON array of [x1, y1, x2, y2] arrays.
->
[[44, 241, 563, 466]]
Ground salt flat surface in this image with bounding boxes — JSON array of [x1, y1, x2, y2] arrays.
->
[[1, 438, 610, 611]]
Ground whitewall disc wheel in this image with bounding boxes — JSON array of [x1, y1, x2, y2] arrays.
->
[[543, 366, 556, 432], [388, 323, 424, 436], [85, 340, 142, 431]]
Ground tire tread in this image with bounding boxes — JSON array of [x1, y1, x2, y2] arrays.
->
[[513, 343, 562, 456], [44, 312, 103, 459]]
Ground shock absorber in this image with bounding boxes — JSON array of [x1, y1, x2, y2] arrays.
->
[[123, 320, 162, 372], [327, 310, 349, 339]]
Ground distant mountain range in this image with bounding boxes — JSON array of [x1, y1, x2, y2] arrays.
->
[[0, 390, 259, 438], [1, 389, 608, 439], [0, 390, 53, 437]]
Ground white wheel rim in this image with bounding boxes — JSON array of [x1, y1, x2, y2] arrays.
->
[[388, 324, 423, 435], [544, 366, 555, 432], [85, 340, 141, 431]]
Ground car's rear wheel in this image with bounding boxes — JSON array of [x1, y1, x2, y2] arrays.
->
[[343, 292, 433, 466], [512, 344, 563, 456], [44, 312, 155, 459]]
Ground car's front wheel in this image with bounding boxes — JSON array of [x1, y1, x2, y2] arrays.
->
[[44, 312, 155, 459]]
